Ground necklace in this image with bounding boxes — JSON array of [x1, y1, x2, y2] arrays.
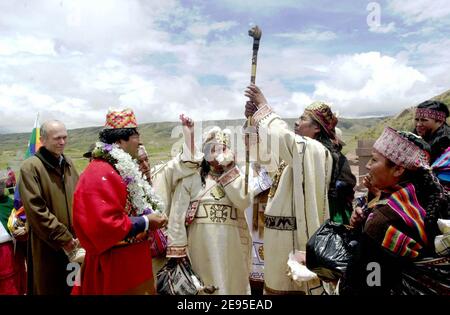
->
[[92, 142, 164, 215]]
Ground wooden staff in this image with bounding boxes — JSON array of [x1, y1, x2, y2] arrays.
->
[[245, 25, 262, 194]]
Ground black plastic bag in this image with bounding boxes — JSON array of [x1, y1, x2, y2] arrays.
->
[[156, 257, 217, 295], [306, 219, 359, 281]]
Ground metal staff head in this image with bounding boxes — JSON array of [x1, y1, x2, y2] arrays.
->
[[248, 25, 262, 85], [248, 25, 262, 41]]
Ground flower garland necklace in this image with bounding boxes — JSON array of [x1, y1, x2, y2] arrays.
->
[[92, 142, 165, 215]]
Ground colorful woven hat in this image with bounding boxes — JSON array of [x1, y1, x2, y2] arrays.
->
[[373, 127, 430, 170], [104, 108, 138, 129], [304, 101, 338, 139]]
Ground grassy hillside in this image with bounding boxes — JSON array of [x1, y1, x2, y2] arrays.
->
[[0, 116, 383, 172]]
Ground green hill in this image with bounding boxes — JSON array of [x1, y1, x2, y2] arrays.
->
[[0, 116, 384, 172]]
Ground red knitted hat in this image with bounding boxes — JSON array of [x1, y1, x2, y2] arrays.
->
[[104, 108, 138, 129]]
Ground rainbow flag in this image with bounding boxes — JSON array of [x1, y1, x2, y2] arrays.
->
[[24, 113, 42, 159], [12, 114, 42, 222]]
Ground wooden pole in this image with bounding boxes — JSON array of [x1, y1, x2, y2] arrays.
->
[[246, 26, 262, 194]]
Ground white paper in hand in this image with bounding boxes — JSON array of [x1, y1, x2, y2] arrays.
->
[[437, 219, 450, 234], [287, 250, 318, 282]]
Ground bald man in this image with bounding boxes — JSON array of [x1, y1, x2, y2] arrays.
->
[[18, 120, 83, 295]]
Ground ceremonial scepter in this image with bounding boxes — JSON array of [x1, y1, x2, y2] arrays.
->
[[245, 25, 262, 194]]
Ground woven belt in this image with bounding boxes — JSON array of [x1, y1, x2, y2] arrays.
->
[[264, 215, 297, 231]]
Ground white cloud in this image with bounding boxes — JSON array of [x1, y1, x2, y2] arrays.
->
[[255, 51, 435, 119], [291, 92, 314, 112], [403, 38, 450, 92], [275, 29, 337, 41], [388, 0, 450, 24], [0, 0, 193, 132], [400, 26, 435, 38], [188, 21, 239, 37], [0, 0, 177, 56], [215, 0, 301, 13], [0, 0, 448, 135], [0, 36, 57, 56], [369, 22, 396, 34], [0, 83, 105, 132], [238, 43, 449, 119], [311, 52, 430, 116]]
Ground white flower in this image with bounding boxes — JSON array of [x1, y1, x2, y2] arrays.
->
[[96, 142, 165, 215]]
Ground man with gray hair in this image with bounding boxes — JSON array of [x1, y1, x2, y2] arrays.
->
[[18, 120, 84, 295]]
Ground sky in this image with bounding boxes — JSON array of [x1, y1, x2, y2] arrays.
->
[[1, 0, 450, 133]]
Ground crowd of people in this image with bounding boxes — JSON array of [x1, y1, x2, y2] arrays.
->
[[0, 84, 449, 295]]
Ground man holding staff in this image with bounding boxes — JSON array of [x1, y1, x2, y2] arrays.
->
[[245, 85, 332, 295]]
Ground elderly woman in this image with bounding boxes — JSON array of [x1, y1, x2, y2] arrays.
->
[[137, 145, 152, 185], [341, 127, 447, 295], [165, 115, 252, 295]]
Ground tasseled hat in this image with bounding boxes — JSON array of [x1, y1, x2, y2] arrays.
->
[[415, 100, 449, 122], [202, 127, 231, 150], [304, 101, 338, 139], [104, 108, 138, 129], [373, 127, 430, 170]]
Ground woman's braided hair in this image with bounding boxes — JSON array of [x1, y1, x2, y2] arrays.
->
[[200, 159, 210, 186], [396, 131, 448, 243], [313, 121, 341, 198]]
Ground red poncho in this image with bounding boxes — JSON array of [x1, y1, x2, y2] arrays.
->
[[72, 160, 154, 295]]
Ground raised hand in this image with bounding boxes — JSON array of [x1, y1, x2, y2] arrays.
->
[[180, 113, 194, 133], [350, 206, 366, 228], [362, 174, 380, 197], [245, 84, 268, 108], [179, 113, 195, 157]]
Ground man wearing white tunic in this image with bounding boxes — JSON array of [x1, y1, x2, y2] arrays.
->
[[150, 116, 206, 278], [245, 84, 332, 294], [165, 121, 252, 295]]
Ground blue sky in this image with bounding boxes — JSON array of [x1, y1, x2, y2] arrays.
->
[[1, 0, 450, 133]]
